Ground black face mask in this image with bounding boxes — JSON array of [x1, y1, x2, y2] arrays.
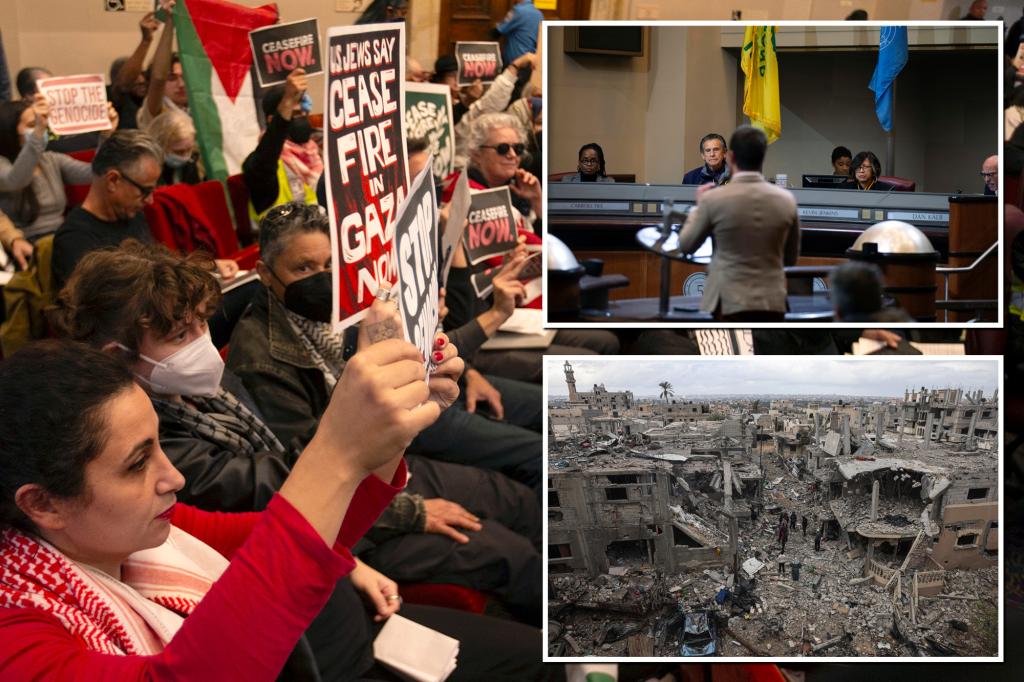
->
[[276, 270, 332, 323], [288, 117, 313, 144]]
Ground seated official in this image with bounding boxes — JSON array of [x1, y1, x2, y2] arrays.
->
[[831, 145, 852, 176], [676, 125, 800, 321], [841, 151, 896, 191], [981, 154, 998, 195], [682, 133, 729, 185], [830, 260, 913, 322], [560, 143, 614, 183]]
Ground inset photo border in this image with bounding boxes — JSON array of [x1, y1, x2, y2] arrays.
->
[[542, 354, 1003, 663], [542, 21, 1004, 330]]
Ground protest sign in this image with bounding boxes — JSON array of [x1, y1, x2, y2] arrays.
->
[[455, 41, 502, 86], [439, 170, 470, 286], [249, 18, 322, 88], [463, 186, 517, 266], [470, 248, 541, 300], [404, 82, 454, 179], [36, 75, 111, 136], [325, 23, 408, 331], [393, 160, 439, 370]]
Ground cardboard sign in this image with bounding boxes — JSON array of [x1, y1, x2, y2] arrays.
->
[[325, 23, 409, 331], [404, 82, 455, 180], [463, 186, 517, 265], [36, 75, 111, 136], [440, 170, 470, 286], [393, 161, 439, 370], [455, 42, 502, 87], [249, 18, 323, 88]]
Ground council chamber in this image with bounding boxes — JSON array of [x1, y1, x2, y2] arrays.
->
[[545, 24, 1000, 324]]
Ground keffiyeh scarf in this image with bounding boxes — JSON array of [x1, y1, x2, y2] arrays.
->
[[0, 526, 228, 655]]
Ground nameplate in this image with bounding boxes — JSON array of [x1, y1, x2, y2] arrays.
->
[[797, 207, 861, 220], [549, 201, 632, 212], [886, 210, 948, 223]]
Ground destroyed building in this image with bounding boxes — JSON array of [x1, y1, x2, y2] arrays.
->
[[548, 460, 734, 578]]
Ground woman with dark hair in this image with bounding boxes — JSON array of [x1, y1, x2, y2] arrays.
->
[[560, 143, 615, 183], [0, 95, 117, 240], [0, 337, 454, 678], [844, 150, 896, 191]]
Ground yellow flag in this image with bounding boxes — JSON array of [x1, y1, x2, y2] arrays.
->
[[740, 26, 781, 144]]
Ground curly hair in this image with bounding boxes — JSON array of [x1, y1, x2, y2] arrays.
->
[[48, 240, 220, 359]]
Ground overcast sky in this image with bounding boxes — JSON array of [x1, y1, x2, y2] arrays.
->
[[546, 357, 999, 398]]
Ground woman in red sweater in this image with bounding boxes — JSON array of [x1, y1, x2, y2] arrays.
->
[[0, 335, 459, 680]]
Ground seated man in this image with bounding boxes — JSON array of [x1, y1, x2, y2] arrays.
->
[[51, 130, 236, 285], [242, 69, 320, 222], [830, 260, 912, 322], [226, 203, 544, 494], [51, 130, 161, 285], [682, 133, 729, 185], [831, 145, 852, 176], [981, 154, 998, 195], [675, 125, 800, 321]]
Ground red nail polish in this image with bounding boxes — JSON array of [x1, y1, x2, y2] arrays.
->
[[435, 337, 446, 348], [433, 351, 444, 362]]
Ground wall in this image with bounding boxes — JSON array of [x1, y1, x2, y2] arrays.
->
[[932, 501, 998, 569], [548, 25, 997, 192], [547, 25, 651, 179], [4, 0, 441, 112]]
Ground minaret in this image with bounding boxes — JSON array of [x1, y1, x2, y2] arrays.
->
[[564, 361, 579, 403]]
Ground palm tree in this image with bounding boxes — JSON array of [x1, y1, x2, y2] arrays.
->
[[659, 381, 674, 403]]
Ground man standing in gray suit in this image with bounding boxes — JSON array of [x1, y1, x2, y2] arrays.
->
[[676, 126, 800, 321]]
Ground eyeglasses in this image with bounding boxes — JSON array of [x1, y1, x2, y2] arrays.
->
[[979, 171, 997, 178], [856, 164, 875, 172], [119, 171, 156, 199], [481, 143, 525, 157], [579, 158, 599, 166]]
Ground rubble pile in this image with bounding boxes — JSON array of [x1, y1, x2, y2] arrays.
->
[[547, 381, 999, 658]]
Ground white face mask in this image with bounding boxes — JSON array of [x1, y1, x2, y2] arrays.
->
[[118, 333, 224, 397], [165, 152, 191, 169]]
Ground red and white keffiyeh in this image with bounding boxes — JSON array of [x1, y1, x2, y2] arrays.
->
[[280, 139, 324, 191], [0, 525, 228, 655]]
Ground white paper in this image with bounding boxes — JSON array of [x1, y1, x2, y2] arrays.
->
[[498, 308, 545, 335], [373, 614, 459, 682]]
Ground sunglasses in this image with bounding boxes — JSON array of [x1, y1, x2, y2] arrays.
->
[[119, 171, 156, 199], [481, 143, 526, 157]]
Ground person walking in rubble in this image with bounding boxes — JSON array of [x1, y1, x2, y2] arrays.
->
[[779, 521, 788, 552], [777, 552, 787, 576], [814, 528, 822, 552], [789, 510, 797, 530], [801, 514, 808, 537]]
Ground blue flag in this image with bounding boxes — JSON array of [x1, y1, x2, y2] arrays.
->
[[869, 26, 908, 132]]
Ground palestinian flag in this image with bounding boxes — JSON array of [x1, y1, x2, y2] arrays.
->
[[173, 0, 278, 180]]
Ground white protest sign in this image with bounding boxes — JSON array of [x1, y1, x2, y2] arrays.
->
[[393, 160, 439, 371], [36, 75, 111, 136]]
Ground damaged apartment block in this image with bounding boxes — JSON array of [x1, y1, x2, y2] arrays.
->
[[547, 362, 999, 659]]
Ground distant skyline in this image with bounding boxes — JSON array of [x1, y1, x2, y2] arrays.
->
[[547, 357, 999, 398]]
